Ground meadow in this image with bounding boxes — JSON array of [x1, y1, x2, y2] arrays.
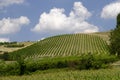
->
[[1, 67, 120, 80]]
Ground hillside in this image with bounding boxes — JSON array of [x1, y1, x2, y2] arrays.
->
[[91, 31, 110, 44], [9, 33, 109, 60]]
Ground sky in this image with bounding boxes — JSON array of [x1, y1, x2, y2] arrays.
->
[[0, 0, 120, 42]]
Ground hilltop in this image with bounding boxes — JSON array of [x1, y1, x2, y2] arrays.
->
[[0, 32, 110, 55]]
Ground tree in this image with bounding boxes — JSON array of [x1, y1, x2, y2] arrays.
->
[[16, 55, 26, 75], [117, 13, 120, 28], [110, 13, 120, 56]]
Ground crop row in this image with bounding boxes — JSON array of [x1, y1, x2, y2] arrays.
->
[[9, 34, 109, 60]]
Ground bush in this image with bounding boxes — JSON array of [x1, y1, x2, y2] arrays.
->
[[0, 52, 10, 61], [78, 53, 118, 70], [24, 54, 118, 73], [2, 52, 9, 61], [24, 58, 69, 73], [0, 61, 20, 76], [0, 53, 118, 76]]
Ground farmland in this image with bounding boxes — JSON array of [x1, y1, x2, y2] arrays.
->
[[0, 33, 120, 80], [0, 41, 34, 54], [9, 34, 109, 60]]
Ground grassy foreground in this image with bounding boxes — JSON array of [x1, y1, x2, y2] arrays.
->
[[1, 67, 120, 80]]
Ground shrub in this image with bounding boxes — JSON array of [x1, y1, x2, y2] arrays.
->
[[24, 54, 118, 73], [2, 52, 9, 61], [78, 53, 118, 70], [0, 53, 118, 76], [0, 61, 20, 76], [0, 52, 10, 61]]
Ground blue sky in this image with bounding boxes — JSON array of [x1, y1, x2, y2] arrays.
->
[[0, 0, 120, 42]]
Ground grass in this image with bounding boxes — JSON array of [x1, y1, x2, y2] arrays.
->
[[1, 67, 120, 80]]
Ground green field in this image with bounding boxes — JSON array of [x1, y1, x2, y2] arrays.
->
[[1, 68, 120, 80], [9, 34, 109, 60]]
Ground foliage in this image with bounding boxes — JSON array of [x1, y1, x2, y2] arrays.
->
[[0, 61, 20, 76], [16, 56, 26, 75], [0, 41, 24, 48], [0, 42, 17, 46], [78, 53, 118, 70], [4, 44, 24, 48], [2, 52, 9, 61], [110, 13, 120, 56], [117, 13, 120, 27], [1, 67, 120, 80], [0, 52, 10, 61], [0, 54, 118, 76]]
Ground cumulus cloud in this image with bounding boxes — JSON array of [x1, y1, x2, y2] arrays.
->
[[32, 2, 99, 34], [70, 2, 91, 21], [101, 0, 120, 19], [0, 38, 10, 42], [0, 16, 30, 35], [0, 0, 25, 9]]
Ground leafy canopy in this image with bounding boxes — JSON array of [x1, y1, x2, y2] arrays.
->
[[110, 13, 120, 56]]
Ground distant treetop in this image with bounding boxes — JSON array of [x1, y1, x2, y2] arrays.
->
[[117, 13, 120, 28]]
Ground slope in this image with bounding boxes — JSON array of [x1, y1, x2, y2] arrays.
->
[[9, 34, 109, 60]]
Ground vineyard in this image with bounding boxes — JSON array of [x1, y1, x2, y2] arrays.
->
[[0, 33, 119, 78], [9, 34, 109, 60]]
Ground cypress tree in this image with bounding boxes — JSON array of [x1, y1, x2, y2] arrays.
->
[[110, 13, 120, 56], [117, 13, 120, 28]]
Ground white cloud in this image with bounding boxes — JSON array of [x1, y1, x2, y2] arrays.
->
[[0, 0, 25, 9], [101, 0, 120, 19], [0, 16, 30, 35], [0, 38, 10, 42], [70, 2, 91, 21], [32, 2, 99, 34]]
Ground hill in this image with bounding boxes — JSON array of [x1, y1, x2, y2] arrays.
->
[[0, 32, 119, 77], [9, 33, 109, 60], [91, 31, 110, 44]]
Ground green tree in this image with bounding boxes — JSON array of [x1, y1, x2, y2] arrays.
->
[[17, 55, 26, 75], [110, 13, 120, 56], [117, 13, 120, 28]]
